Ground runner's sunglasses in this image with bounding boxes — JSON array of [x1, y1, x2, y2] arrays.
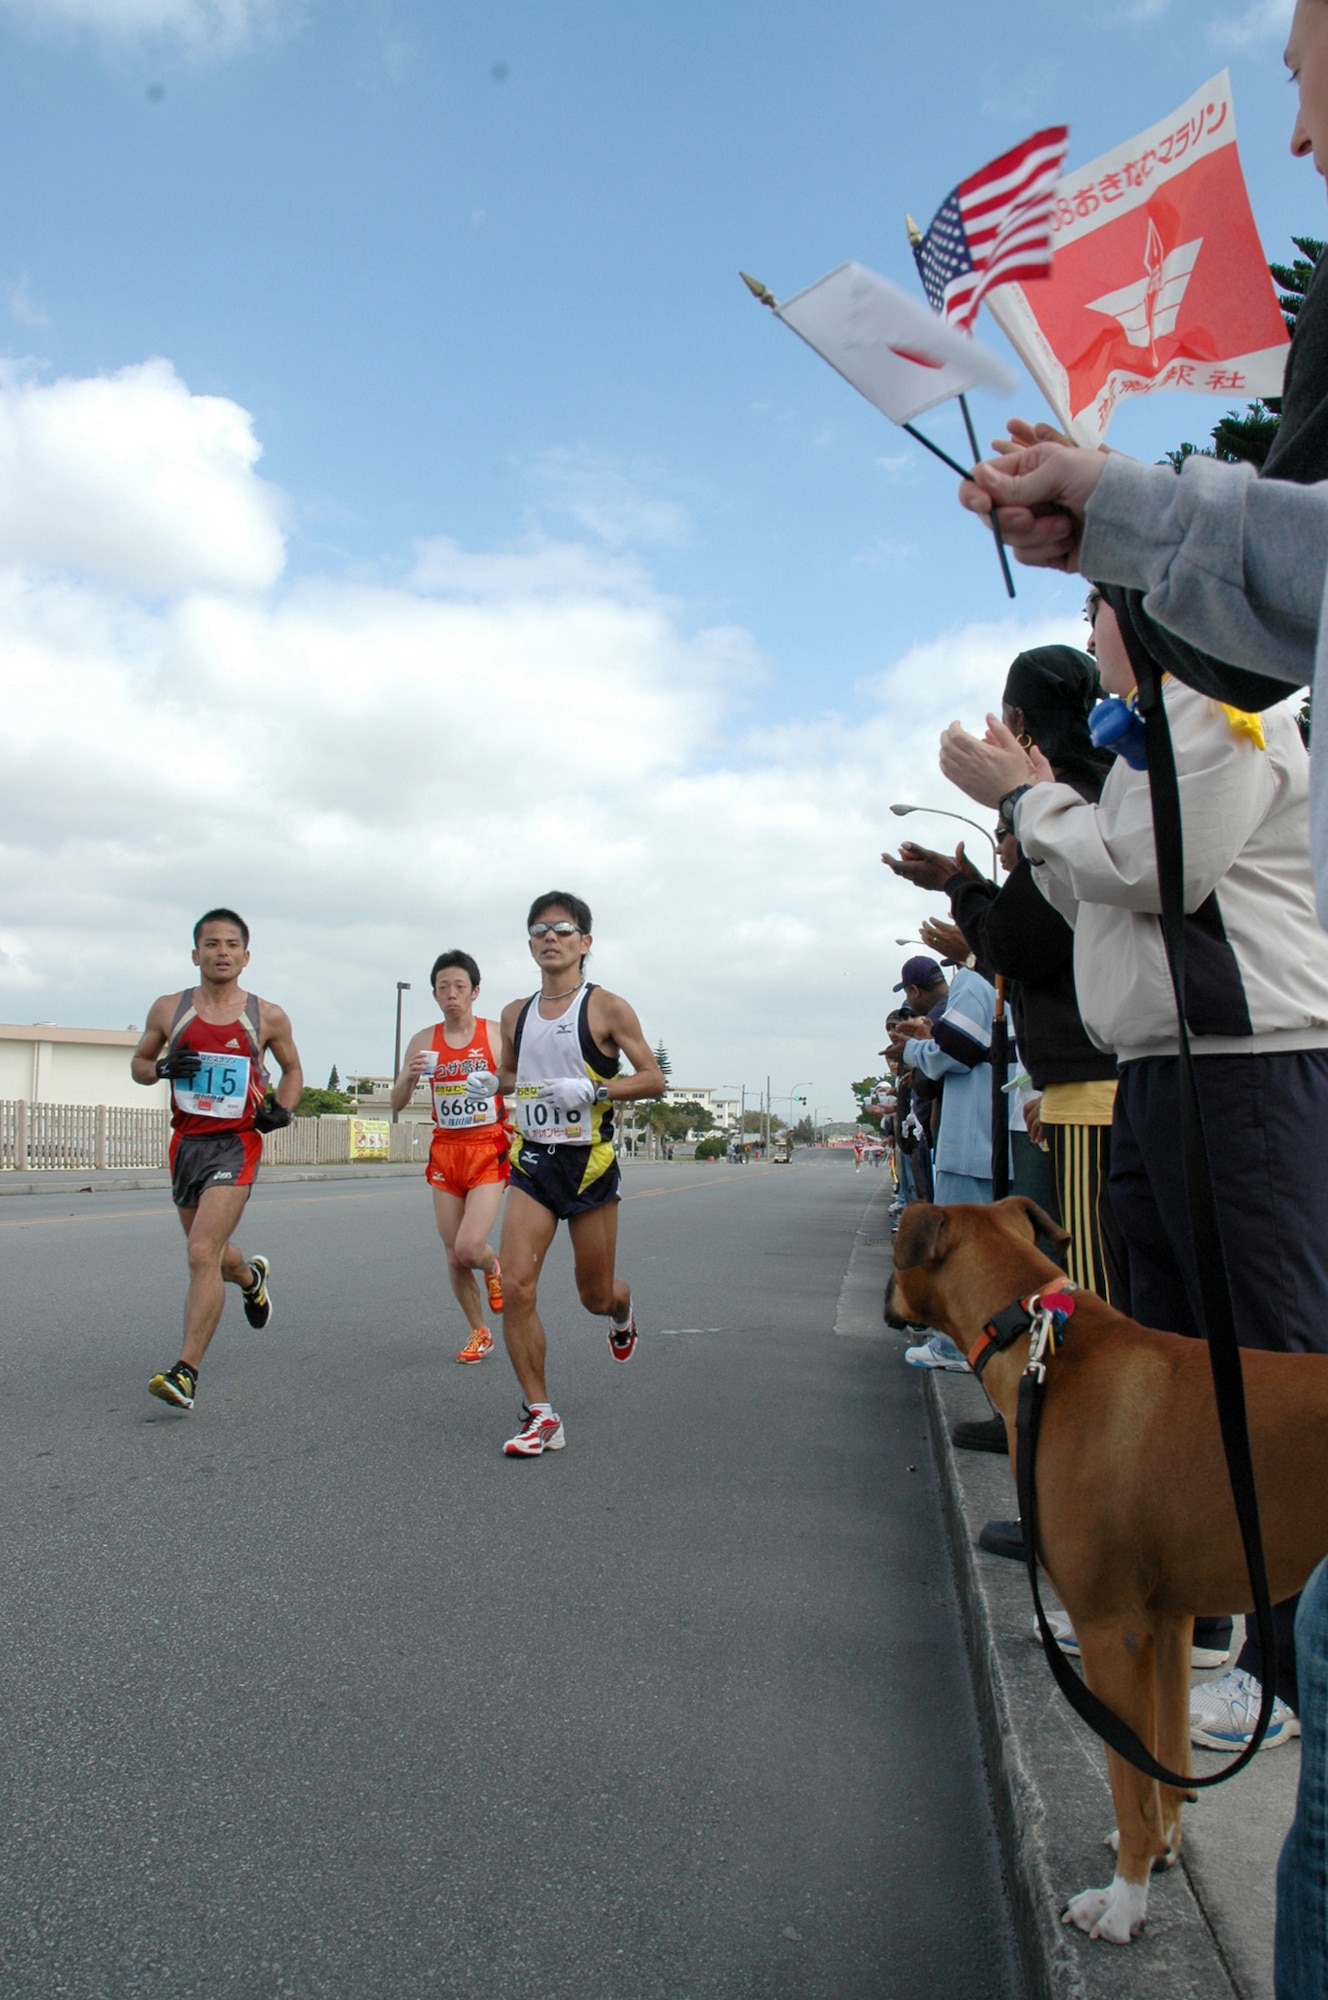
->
[[528, 921, 585, 938]]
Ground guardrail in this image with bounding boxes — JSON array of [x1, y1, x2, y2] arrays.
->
[[0, 1103, 433, 1172]]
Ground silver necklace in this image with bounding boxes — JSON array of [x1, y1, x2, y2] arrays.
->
[[540, 979, 585, 1003]]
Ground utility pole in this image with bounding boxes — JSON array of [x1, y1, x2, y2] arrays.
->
[[392, 981, 411, 1124], [764, 1074, 771, 1150]]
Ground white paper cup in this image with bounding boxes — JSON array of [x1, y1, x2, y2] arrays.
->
[[417, 1051, 439, 1077]]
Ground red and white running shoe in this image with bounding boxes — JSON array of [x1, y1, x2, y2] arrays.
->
[[503, 1406, 566, 1457], [607, 1303, 638, 1363]]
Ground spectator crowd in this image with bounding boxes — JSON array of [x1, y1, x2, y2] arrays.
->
[[867, 6, 1328, 1986]]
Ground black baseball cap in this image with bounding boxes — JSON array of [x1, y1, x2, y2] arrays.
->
[[894, 954, 942, 993]]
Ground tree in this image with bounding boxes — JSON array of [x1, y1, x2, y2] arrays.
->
[[850, 1075, 883, 1112], [741, 1109, 783, 1133], [653, 1041, 672, 1078], [326, 1063, 341, 1091], [790, 1115, 817, 1143], [644, 1100, 713, 1142], [297, 1086, 353, 1117]]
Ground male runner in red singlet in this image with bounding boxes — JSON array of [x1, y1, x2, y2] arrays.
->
[[131, 908, 303, 1411], [493, 892, 666, 1458], [391, 950, 509, 1364]]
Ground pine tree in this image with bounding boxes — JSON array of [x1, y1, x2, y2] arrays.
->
[[653, 1042, 672, 1078], [327, 1064, 340, 1091]]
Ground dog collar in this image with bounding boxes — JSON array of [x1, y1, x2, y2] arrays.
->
[[968, 1287, 1076, 1381]]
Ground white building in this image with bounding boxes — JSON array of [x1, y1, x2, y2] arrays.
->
[[0, 1023, 169, 1108]]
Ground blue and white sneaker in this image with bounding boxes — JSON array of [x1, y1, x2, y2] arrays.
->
[[904, 1333, 969, 1372], [1190, 1667, 1300, 1750]]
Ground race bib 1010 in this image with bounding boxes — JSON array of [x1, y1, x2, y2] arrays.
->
[[174, 1054, 252, 1121], [432, 1080, 498, 1131], [515, 1083, 590, 1145]]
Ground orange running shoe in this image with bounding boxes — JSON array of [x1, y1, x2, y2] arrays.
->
[[484, 1260, 504, 1314], [457, 1326, 494, 1364]]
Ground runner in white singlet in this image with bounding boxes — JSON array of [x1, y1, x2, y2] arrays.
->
[[492, 892, 666, 1458]]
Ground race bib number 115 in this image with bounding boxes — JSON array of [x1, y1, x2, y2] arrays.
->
[[174, 1054, 252, 1120]]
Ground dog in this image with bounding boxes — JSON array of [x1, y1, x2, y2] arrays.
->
[[886, 1195, 1328, 1946]]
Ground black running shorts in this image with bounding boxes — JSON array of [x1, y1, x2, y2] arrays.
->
[[169, 1129, 263, 1210], [508, 1141, 620, 1221]]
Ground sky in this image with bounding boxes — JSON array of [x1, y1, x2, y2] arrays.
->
[[0, 0, 1318, 1120]]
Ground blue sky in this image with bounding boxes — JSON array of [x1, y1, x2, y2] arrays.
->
[[0, 0, 1317, 1114]]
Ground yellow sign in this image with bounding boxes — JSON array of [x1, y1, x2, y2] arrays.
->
[[349, 1118, 391, 1160]]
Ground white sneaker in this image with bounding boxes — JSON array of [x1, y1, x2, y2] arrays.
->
[[1191, 1640, 1232, 1670], [904, 1334, 969, 1372], [1190, 1667, 1300, 1750], [1033, 1606, 1080, 1657]]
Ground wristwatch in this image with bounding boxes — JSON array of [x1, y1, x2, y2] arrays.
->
[[594, 1084, 610, 1103], [999, 783, 1033, 827]]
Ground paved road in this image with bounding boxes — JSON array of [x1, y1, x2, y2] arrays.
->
[[0, 1153, 1019, 1999]]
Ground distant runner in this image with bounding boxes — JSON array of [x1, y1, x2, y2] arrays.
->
[[131, 908, 302, 1411], [495, 892, 666, 1458], [391, 950, 509, 1364]]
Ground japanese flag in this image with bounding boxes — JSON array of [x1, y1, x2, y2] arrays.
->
[[775, 262, 1017, 426], [986, 72, 1289, 445]]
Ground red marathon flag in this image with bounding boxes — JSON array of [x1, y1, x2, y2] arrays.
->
[[986, 71, 1289, 445]]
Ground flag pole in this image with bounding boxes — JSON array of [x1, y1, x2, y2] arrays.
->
[[739, 273, 978, 487], [905, 218, 1015, 600]]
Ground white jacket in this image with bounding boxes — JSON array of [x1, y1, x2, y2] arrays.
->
[[1014, 677, 1328, 1063]]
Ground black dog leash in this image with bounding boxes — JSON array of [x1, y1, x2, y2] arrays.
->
[[1015, 624, 1278, 1785]]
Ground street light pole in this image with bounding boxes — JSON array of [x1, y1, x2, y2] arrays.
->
[[889, 802, 999, 876], [393, 981, 411, 1125]]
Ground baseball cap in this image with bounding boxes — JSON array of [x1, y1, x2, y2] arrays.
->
[[894, 954, 942, 993]]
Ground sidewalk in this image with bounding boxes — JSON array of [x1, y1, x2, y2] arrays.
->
[[0, 1163, 426, 1198], [835, 1187, 1297, 2000]]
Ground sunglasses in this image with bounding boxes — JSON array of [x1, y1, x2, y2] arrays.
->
[[528, 921, 584, 939]]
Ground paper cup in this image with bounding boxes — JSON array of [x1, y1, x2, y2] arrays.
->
[[417, 1051, 439, 1077]]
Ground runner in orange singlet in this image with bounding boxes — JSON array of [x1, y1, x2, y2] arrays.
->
[[391, 950, 509, 1363]]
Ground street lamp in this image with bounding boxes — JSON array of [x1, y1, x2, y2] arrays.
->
[[392, 981, 411, 1124], [889, 801, 999, 875], [780, 1080, 812, 1136]]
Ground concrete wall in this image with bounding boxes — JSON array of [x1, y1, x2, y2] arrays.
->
[[0, 1025, 169, 1109]]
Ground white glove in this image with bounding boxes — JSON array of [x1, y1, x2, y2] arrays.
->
[[535, 1075, 596, 1110], [465, 1070, 500, 1096]]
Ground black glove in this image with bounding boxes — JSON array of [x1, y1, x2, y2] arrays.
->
[[155, 1050, 202, 1081], [253, 1095, 294, 1133]]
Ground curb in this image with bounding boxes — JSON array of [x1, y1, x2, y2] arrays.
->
[[923, 1365, 1244, 2000], [0, 1163, 426, 1198]]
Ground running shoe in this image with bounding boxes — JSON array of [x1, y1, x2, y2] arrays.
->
[[1190, 1667, 1300, 1750], [503, 1406, 565, 1456], [904, 1334, 969, 1371], [241, 1254, 272, 1330], [607, 1303, 638, 1363], [484, 1260, 504, 1314], [149, 1362, 197, 1410], [457, 1326, 494, 1364], [1033, 1606, 1080, 1658]]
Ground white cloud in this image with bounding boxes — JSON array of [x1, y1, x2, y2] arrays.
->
[[7, 275, 48, 330], [1214, 0, 1293, 45], [0, 359, 1089, 1118], [0, 0, 298, 55], [0, 359, 286, 594], [529, 447, 694, 550]]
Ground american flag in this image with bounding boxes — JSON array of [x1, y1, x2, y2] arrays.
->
[[913, 127, 1070, 332]]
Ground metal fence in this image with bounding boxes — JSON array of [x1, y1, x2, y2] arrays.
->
[[0, 1103, 433, 1173]]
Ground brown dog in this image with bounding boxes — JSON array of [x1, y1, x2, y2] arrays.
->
[[887, 1195, 1328, 1945]]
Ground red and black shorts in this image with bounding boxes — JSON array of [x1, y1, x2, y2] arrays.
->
[[169, 1129, 263, 1210]]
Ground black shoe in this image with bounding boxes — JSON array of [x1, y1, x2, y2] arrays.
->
[[149, 1362, 196, 1410], [241, 1254, 272, 1329], [978, 1517, 1025, 1561], [951, 1415, 1009, 1455]]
